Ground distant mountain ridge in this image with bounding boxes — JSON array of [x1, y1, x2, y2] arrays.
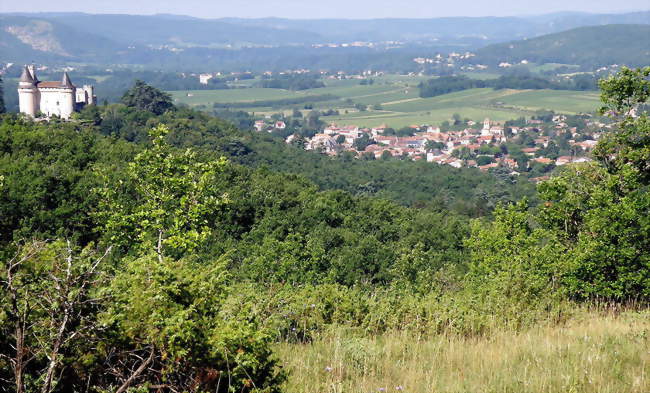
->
[[0, 11, 648, 68], [219, 11, 650, 42], [4, 11, 649, 46]]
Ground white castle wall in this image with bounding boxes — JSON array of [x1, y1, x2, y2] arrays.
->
[[40, 89, 75, 119]]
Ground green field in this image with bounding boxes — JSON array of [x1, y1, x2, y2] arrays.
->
[[170, 77, 601, 128], [499, 90, 601, 113]]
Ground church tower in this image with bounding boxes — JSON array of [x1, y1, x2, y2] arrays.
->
[[17, 66, 39, 117], [481, 118, 491, 136]]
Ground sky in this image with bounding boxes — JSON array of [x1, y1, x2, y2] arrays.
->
[[0, 0, 647, 19]]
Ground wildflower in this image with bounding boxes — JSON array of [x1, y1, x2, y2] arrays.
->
[[395, 386, 403, 391], [325, 366, 333, 372], [378, 388, 386, 392]]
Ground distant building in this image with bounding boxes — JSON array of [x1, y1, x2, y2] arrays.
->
[[18, 65, 95, 119], [199, 73, 213, 85]]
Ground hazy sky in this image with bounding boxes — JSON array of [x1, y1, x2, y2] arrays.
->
[[0, 0, 647, 19]]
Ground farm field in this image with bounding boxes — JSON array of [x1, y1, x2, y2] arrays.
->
[[498, 90, 601, 113], [169, 77, 600, 128], [277, 310, 650, 393]]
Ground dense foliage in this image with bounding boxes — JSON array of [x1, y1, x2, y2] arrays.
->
[[257, 74, 326, 90], [121, 80, 174, 115], [0, 76, 5, 113]]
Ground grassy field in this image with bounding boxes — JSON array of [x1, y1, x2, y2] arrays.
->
[[276, 310, 649, 393], [499, 90, 601, 114], [169, 77, 601, 128]]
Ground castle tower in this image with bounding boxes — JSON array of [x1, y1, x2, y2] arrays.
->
[[58, 72, 76, 119], [17, 65, 39, 117]]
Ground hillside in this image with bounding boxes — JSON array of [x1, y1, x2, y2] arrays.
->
[[474, 24, 650, 67], [0, 15, 122, 63]]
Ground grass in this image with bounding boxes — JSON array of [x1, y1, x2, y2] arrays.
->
[[499, 90, 601, 114], [276, 309, 649, 393]]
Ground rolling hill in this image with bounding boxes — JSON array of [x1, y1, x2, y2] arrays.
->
[[473, 24, 650, 67]]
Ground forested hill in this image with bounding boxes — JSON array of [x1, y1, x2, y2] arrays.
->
[[473, 24, 650, 68]]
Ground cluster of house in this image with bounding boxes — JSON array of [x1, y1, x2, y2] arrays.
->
[[311, 41, 403, 49], [413, 52, 476, 66], [280, 116, 597, 178], [196, 69, 388, 84]]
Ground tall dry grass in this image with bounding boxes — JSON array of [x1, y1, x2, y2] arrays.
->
[[276, 309, 649, 393]]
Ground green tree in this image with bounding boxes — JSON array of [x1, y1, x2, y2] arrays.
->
[[121, 80, 173, 115], [595, 67, 650, 180], [353, 133, 372, 151], [536, 67, 650, 299], [96, 124, 285, 391], [99, 124, 228, 260], [0, 75, 5, 113], [1, 241, 112, 393], [425, 140, 445, 152], [465, 201, 567, 325]]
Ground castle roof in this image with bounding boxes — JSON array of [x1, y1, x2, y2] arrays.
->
[[61, 72, 74, 88], [37, 73, 76, 90], [19, 66, 35, 84]]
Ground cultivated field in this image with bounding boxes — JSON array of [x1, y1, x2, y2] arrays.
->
[[169, 76, 601, 128], [277, 310, 650, 393]]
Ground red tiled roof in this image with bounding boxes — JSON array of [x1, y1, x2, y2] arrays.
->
[[37, 81, 75, 89]]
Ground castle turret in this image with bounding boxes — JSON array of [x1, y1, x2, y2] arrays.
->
[[57, 72, 76, 119], [18, 65, 39, 117]]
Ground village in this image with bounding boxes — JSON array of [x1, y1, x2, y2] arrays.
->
[[254, 114, 604, 181]]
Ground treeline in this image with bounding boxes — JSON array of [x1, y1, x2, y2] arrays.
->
[[419, 74, 598, 98], [257, 73, 326, 90]]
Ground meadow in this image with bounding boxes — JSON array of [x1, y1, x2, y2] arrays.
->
[[169, 75, 601, 128], [277, 309, 650, 393]]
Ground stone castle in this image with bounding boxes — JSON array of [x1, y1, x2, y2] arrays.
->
[[18, 65, 96, 119]]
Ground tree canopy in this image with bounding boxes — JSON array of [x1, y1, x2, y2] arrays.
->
[[121, 79, 173, 115]]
